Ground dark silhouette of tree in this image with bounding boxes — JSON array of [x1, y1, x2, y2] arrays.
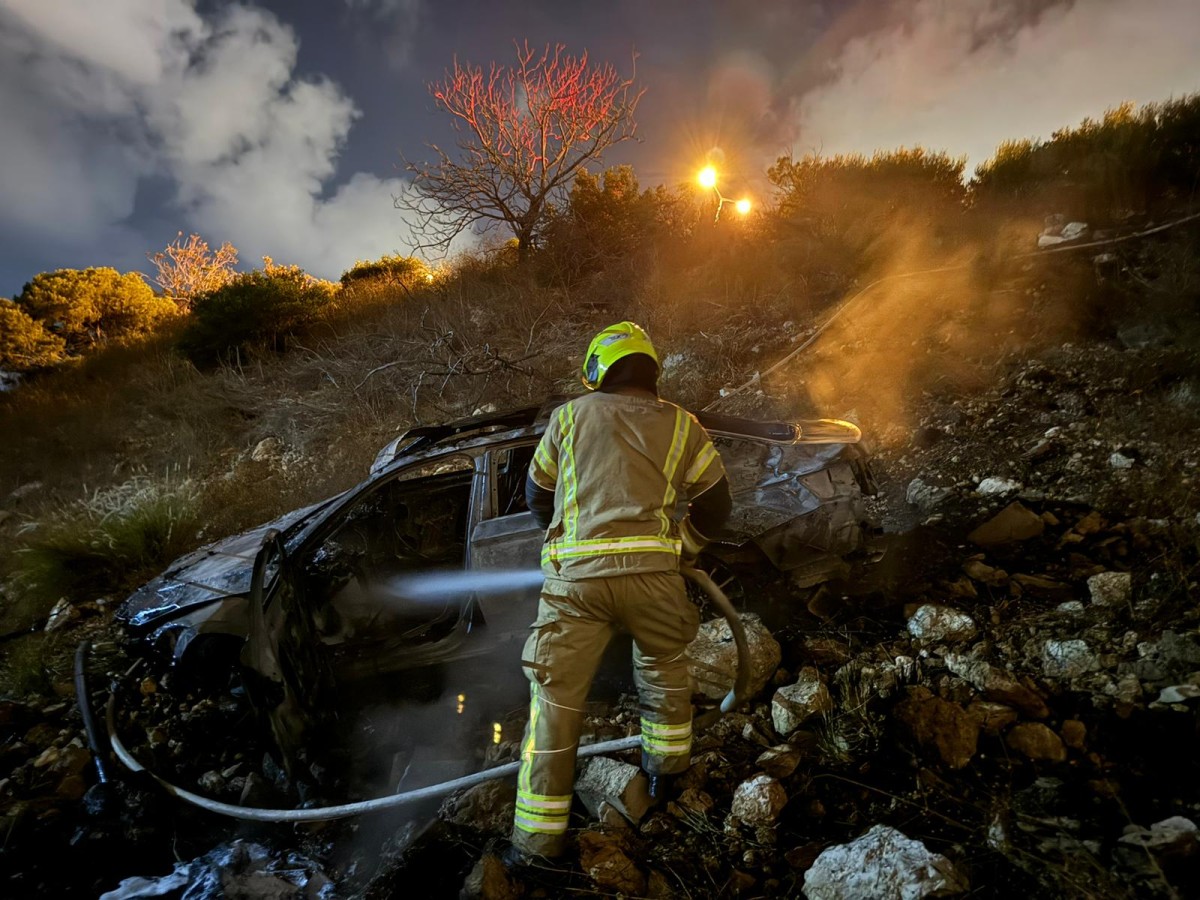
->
[[398, 42, 643, 262]]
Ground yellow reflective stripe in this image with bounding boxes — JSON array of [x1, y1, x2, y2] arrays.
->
[[683, 442, 719, 486], [518, 683, 540, 794], [658, 408, 690, 538], [533, 441, 558, 482], [641, 720, 692, 737], [517, 793, 571, 811], [514, 814, 569, 834], [561, 403, 579, 542], [543, 536, 681, 562], [642, 739, 691, 756]]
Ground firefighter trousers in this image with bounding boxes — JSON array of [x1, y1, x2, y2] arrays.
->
[[511, 570, 700, 857]]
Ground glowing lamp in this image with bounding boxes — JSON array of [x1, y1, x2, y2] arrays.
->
[[735, 198, 751, 216], [698, 166, 717, 189]]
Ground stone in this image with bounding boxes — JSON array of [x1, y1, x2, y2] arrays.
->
[[977, 477, 1021, 495], [575, 757, 652, 825], [44, 598, 79, 633], [944, 652, 1049, 718], [578, 830, 646, 896], [459, 853, 522, 900], [906, 478, 950, 511], [968, 502, 1044, 547], [668, 788, 714, 819], [1060, 720, 1086, 750], [962, 558, 1008, 586], [1056, 601, 1085, 615], [1087, 571, 1132, 608], [906, 605, 978, 644], [1060, 221, 1089, 241], [1157, 684, 1200, 704], [1011, 574, 1071, 597], [1109, 452, 1134, 469], [730, 775, 788, 826], [772, 668, 833, 737], [802, 824, 967, 899], [440, 779, 516, 833], [757, 744, 801, 778], [688, 613, 781, 702], [250, 437, 283, 462], [1006, 723, 1067, 762], [1117, 816, 1199, 857], [967, 700, 1018, 736], [894, 687, 979, 769], [1041, 640, 1100, 679]]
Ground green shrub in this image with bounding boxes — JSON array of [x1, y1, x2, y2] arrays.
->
[[179, 264, 338, 364], [15, 267, 176, 352], [340, 254, 430, 289], [15, 475, 202, 606], [0, 301, 65, 371]]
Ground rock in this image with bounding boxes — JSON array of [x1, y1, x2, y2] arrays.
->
[[944, 652, 1049, 718], [440, 779, 516, 833], [1038, 234, 1067, 248], [1011, 574, 1071, 597], [967, 700, 1018, 736], [7, 482, 43, 504], [668, 788, 714, 819], [1041, 640, 1100, 679], [968, 502, 1044, 547], [44, 598, 79, 633], [894, 687, 979, 769], [977, 477, 1021, 495], [772, 668, 833, 737], [578, 830, 646, 895], [730, 775, 788, 826], [688, 613, 781, 701], [1060, 221, 1089, 241], [459, 854, 522, 900], [1006, 723, 1067, 762], [906, 478, 951, 511], [1087, 571, 1131, 608], [1060, 720, 1086, 750], [197, 770, 226, 795], [575, 757, 652, 825], [1109, 452, 1134, 469], [906, 605, 978, 644], [1157, 684, 1200, 704], [250, 437, 283, 462], [1117, 816, 1199, 857], [962, 558, 1008, 586], [757, 745, 801, 778], [728, 870, 756, 895], [802, 824, 967, 899], [1056, 600, 1085, 615]]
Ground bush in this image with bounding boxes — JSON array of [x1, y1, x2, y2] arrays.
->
[[179, 263, 338, 365], [15, 474, 202, 606], [340, 254, 430, 289], [0, 301, 65, 371], [148, 232, 239, 312], [15, 267, 176, 353]]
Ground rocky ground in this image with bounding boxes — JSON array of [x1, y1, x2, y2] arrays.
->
[[2, 329, 1198, 899]]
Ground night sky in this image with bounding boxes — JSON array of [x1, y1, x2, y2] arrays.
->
[[1, 0, 1197, 295]]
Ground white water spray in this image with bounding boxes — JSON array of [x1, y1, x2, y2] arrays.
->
[[376, 568, 544, 603]]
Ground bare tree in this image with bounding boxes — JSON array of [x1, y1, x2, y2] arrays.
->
[[148, 232, 239, 311], [398, 42, 643, 262]]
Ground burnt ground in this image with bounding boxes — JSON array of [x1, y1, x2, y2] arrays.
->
[[2, 330, 1199, 898]]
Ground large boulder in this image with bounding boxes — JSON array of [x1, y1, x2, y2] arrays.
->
[[803, 824, 967, 899], [771, 667, 833, 736], [730, 774, 788, 826], [688, 613, 781, 701], [1087, 571, 1132, 608], [894, 687, 979, 769], [968, 502, 1044, 547], [575, 757, 653, 825]]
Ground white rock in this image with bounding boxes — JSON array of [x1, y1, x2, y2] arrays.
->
[[1038, 234, 1067, 248], [1060, 221, 1089, 241], [688, 613, 781, 701], [976, 477, 1021, 495], [250, 437, 283, 462], [1056, 601, 1085, 615], [44, 598, 79, 633], [575, 757, 652, 825], [802, 824, 968, 899], [771, 667, 833, 736], [1088, 571, 1131, 607], [1041, 639, 1100, 679], [906, 478, 950, 511], [1157, 684, 1200, 704], [907, 605, 978, 644], [1118, 816, 1199, 853], [1109, 452, 1134, 469], [730, 774, 787, 826]]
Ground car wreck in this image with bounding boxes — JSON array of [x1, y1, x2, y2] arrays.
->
[[117, 399, 875, 771]]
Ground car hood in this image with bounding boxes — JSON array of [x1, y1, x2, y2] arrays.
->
[[118, 499, 334, 630]]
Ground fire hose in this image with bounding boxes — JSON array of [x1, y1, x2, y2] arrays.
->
[[84, 567, 749, 824]]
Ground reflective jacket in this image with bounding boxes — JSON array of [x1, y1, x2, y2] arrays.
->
[[528, 392, 726, 579]]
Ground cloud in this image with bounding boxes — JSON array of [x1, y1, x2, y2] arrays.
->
[[786, 0, 1200, 169], [0, 0, 420, 289]]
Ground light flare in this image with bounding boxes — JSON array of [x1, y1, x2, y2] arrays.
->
[[698, 165, 717, 189], [735, 198, 751, 216]]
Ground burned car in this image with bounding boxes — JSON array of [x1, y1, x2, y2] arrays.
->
[[118, 400, 874, 766]]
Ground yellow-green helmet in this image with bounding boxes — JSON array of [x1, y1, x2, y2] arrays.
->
[[581, 321, 659, 390]]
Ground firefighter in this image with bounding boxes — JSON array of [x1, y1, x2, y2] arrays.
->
[[510, 321, 732, 860]]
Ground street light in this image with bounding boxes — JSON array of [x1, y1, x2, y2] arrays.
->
[[697, 166, 750, 221]]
